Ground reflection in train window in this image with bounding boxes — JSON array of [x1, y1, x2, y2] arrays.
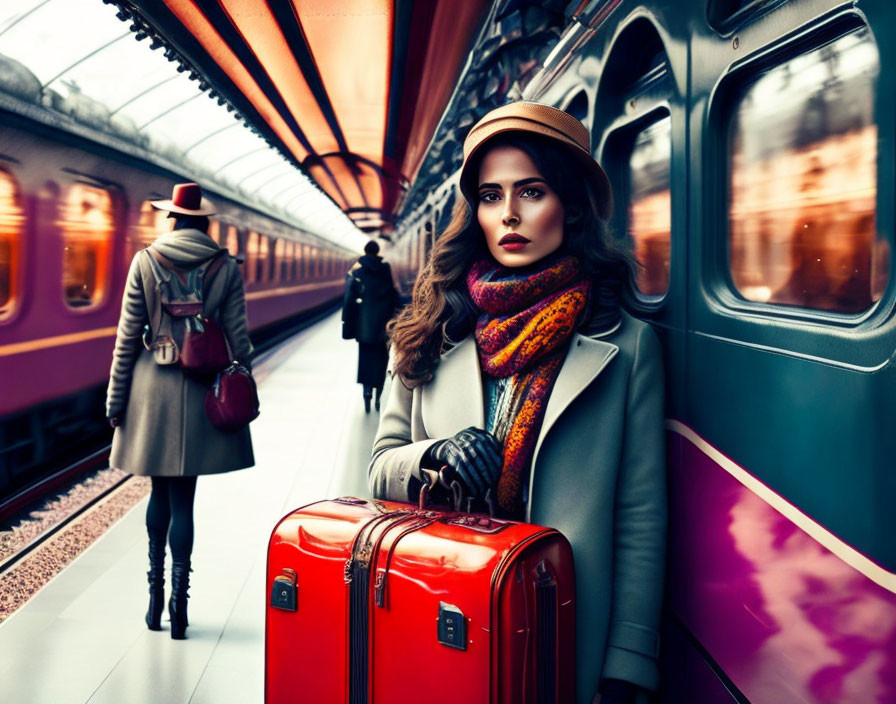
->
[[225, 225, 238, 256], [60, 183, 115, 308], [0, 170, 23, 318], [133, 200, 167, 260], [728, 29, 885, 314], [274, 239, 284, 283], [627, 116, 671, 296], [246, 231, 259, 283], [208, 219, 222, 246], [283, 241, 294, 281], [258, 235, 270, 283]]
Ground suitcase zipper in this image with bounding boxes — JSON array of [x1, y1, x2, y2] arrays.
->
[[373, 515, 440, 609], [347, 509, 417, 704], [347, 511, 405, 704], [534, 560, 558, 704], [345, 512, 408, 583]]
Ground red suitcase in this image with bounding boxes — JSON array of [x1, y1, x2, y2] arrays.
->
[[265, 496, 575, 704]]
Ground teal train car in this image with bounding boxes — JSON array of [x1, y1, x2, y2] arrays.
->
[[518, 1, 895, 701]]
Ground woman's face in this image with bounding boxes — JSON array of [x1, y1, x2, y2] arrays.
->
[[476, 144, 564, 268]]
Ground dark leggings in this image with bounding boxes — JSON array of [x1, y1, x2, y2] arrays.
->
[[146, 476, 198, 562]]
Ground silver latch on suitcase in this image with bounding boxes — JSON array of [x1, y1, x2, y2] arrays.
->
[[437, 602, 467, 650], [270, 568, 298, 611]]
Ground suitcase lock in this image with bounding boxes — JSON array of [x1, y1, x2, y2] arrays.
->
[[437, 602, 467, 650], [270, 568, 298, 612]]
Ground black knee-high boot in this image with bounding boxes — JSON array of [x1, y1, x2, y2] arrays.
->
[[145, 534, 166, 631], [169, 560, 191, 640]]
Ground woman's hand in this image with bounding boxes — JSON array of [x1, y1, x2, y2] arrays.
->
[[426, 427, 503, 498], [108, 414, 122, 428]]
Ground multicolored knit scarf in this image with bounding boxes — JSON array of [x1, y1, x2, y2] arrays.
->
[[467, 254, 591, 516]]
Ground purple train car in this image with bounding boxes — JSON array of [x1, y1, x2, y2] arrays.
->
[[0, 112, 355, 499]]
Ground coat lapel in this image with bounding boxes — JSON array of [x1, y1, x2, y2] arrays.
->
[[421, 333, 618, 504], [529, 334, 619, 496], [420, 336, 485, 438]]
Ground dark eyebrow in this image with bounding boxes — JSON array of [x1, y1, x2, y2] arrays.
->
[[478, 177, 548, 192]]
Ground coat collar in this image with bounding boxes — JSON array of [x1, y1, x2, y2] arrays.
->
[[420, 332, 619, 486], [420, 336, 485, 437]]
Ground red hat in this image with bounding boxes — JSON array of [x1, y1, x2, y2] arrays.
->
[[151, 182, 215, 216]]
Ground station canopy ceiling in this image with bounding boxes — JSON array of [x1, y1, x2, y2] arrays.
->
[[100, 0, 493, 235], [0, 0, 374, 251]]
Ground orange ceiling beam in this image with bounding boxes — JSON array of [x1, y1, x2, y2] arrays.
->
[[161, 0, 310, 163], [322, 157, 368, 209], [291, 0, 392, 166], [216, 0, 340, 156]]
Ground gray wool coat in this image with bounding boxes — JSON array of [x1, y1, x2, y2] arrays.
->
[[369, 311, 666, 702], [106, 229, 255, 477]]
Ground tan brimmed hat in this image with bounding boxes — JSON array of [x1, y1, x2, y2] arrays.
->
[[151, 182, 215, 216], [459, 101, 612, 216]]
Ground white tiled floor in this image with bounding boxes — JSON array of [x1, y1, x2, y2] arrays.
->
[[0, 313, 380, 703]]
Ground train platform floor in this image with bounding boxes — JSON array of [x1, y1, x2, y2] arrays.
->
[[0, 312, 378, 704]]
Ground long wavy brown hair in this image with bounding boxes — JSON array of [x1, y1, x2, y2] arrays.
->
[[389, 133, 636, 387]]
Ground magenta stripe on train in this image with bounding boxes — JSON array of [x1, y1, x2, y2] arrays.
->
[[667, 427, 896, 704]]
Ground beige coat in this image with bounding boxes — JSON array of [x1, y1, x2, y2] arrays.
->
[[370, 312, 666, 701], [106, 229, 254, 477]]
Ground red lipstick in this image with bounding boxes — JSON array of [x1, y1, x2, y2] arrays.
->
[[498, 233, 530, 250]]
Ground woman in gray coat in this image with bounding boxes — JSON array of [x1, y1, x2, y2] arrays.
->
[[370, 103, 666, 704], [106, 183, 254, 639]]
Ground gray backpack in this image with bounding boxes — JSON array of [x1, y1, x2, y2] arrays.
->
[[142, 248, 230, 373]]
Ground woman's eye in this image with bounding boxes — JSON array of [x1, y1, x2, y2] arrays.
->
[[521, 187, 544, 198], [479, 192, 500, 203]]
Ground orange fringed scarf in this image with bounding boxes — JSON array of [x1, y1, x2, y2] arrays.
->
[[467, 254, 590, 517]]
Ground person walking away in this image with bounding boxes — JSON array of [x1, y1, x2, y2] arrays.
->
[[105, 182, 255, 639], [343, 240, 399, 412]]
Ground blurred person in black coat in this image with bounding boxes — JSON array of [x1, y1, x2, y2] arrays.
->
[[342, 240, 400, 412]]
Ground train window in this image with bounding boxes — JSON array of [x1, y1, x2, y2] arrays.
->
[[295, 244, 303, 279], [627, 116, 671, 296], [246, 231, 259, 283], [311, 247, 320, 279], [727, 29, 884, 314], [283, 241, 293, 281], [60, 183, 115, 308], [258, 235, 270, 283], [225, 225, 239, 256], [273, 239, 284, 283], [0, 170, 23, 318], [133, 201, 167, 261], [207, 219, 220, 245]]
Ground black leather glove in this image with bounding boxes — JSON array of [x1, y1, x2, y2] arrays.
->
[[425, 427, 503, 499], [596, 679, 639, 704]]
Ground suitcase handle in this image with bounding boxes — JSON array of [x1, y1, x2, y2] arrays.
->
[[420, 466, 496, 517]]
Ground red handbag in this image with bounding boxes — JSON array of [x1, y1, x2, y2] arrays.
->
[[204, 363, 260, 432], [179, 315, 232, 375]]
